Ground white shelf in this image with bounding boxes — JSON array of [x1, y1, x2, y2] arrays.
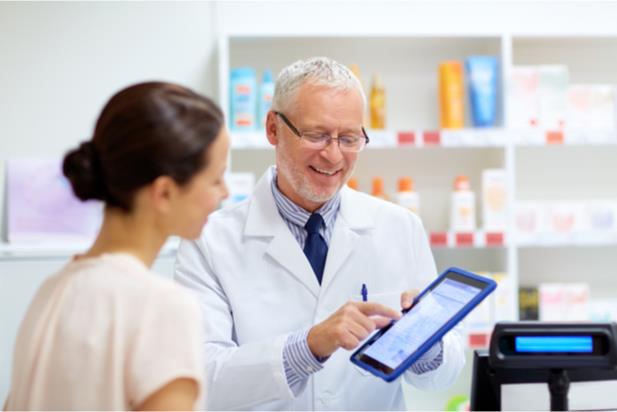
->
[[230, 128, 508, 149], [512, 128, 617, 146], [517, 234, 617, 248], [229, 131, 269, 148], [230, 128, 617, 150], [429, 231, 507, 249]]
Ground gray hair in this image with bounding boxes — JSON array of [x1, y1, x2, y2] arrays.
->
[[271, 56, 366, 114]]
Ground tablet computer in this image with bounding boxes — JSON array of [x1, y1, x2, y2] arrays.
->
[[350, 267, 496, 382]]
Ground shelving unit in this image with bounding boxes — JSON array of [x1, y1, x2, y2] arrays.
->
[[219, 32, 617, 332], [510, 36, 617, 311]]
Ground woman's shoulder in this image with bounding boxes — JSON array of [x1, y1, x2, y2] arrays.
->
[[62, 253, 195, 314]]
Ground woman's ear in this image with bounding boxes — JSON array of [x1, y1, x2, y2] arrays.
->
[[149, 176, 177, 214], [265, 111, 279, 146]]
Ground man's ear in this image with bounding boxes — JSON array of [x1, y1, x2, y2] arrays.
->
[[149, 176, 176, 214], [265, 111, 279, 146]]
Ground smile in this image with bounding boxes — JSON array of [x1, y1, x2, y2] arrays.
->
[[310, 166, 341, 176]]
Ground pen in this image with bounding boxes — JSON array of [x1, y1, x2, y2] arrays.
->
[[361, 283, 368, 302]]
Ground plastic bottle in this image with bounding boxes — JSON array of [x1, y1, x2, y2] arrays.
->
[[349, 64, 362, 85], [439, 61, 465, 129], [370, 74, 386, 129], [466, 56, 498, 127], [371, 177, 389, 200], [347, 177, 359, 191], [450, 175, 476, 232], [395, 177, 420, 215], [349, 64, 368, 128], [229, 67, 257, 131], [259, 70, 275, 130]]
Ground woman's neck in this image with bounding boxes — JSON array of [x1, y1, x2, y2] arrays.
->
[[83, 207, 167, 267]]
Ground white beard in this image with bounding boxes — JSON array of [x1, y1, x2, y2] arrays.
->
[[276, 137, 355, 204]]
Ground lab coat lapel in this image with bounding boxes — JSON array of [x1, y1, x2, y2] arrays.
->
[[321, 187, 375, 290], [245, 169, 320, 298]]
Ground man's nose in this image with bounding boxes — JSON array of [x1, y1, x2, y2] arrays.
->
[[320, 137, 344, 162]]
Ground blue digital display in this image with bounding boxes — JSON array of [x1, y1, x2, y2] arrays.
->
[[515, 336, 593, 353]]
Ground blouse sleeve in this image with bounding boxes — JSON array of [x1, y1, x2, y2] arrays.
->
[[127, 284, 205, 409]]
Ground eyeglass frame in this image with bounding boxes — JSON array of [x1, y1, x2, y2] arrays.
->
[[273, 111, 370, 152]]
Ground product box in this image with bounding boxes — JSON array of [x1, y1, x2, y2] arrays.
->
[[516, 200, 617, 245], [519, 286, 539, 321], [543, 202, 579, 243], [229, 67, 257, 132], [222, 172, 255, 207], [539, 282, 590, 321], [538, 65, 569, 130], [514, 202, 543, 244], [482, 169, 507, 232], [567, 84, 616, 134], [539, 283, 566, 321], [508, 66, 540, 129], [492, 272, 516, 322], [588, 201, 617, 232], [563, 283, 590, 321], [575, 200, 615, 243], [589, 298, 617, 322]]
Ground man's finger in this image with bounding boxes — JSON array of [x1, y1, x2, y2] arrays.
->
[[401, 289, 419, 309], [371, 315, 396, 329], [356, 302, 401, 320]]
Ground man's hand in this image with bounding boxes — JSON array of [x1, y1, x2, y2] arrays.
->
[[307, 301, 401, 358], [400, 288, 420, 312]]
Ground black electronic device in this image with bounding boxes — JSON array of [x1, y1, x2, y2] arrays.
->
[[470, 322, 617, 411]]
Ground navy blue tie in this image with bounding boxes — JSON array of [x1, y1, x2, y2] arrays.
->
[[304, 213, 328, 284]]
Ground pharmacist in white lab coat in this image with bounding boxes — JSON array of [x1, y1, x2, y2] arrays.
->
[[174, 57, 465, 410]]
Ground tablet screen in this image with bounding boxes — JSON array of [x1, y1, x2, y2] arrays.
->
[[363, 277, 482, 369]]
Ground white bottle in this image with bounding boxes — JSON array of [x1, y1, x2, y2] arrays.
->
[[395, 177, 420, 215], [450, 175, 476, 232]]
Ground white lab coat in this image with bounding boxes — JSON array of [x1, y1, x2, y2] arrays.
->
[[174, 169, 465, 411]]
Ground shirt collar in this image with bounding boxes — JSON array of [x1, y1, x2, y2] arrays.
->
[[270, 166, 341, 229]]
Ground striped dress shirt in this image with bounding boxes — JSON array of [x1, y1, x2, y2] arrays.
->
[[269, 167, 443, 395]]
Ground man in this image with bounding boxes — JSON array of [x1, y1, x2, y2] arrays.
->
[[174, 57, 465, 410]]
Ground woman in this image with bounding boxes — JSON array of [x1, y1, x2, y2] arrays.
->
[[5, 82, 229, 410]]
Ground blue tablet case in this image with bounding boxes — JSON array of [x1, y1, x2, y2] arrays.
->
[[350, 267, 497, 382]]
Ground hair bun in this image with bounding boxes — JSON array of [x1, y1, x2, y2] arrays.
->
[[62, 141, 107, 202]]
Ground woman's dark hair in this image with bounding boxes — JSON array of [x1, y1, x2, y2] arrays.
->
[[63, 82, 224, 212]]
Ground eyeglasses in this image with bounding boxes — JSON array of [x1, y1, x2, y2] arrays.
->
[[274, 111, 369, 153]]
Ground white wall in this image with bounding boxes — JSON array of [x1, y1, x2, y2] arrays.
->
[[214, 0, 617, 37], [0, 1, 219, 239]]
